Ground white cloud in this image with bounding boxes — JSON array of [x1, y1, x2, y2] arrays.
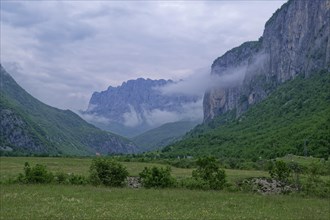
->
[[156, 65, 246, 98], [79, 113, 110, 125], [157, 67, 210, 97], [1, 1, 285, 111], [143, 109, 182, 127], [159, 52, 268, 98], [120, 99, 204, 128], [142, 99, 204, 127], [123, 105, 143, 127]]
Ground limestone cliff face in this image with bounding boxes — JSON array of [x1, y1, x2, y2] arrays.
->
[[204, 0, 330, 122], [0, 108, 47, 153], [85, 78, 200, 137], [87, 78, 197, 122]]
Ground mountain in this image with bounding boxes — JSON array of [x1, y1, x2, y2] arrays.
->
[[132, 120, 199, 152], [0, 65, 137, 156], [164, 70, 330, 159], [204, 0, 329, 121], [84, 78, 200, 137], [164, 0, 330, 160]]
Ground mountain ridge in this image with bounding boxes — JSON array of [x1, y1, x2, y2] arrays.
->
[[0, 64, 137, 155], [84, 77, 201, 137]]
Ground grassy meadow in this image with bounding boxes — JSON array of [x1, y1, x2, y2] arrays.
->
[[0, 157, 270, 183], [0, 157, 329, 219], [1, 184, 329, 220]]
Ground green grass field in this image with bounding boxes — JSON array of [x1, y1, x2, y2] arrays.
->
[[0, 157, 270, 183], [278, 154, 326, 166], [1, 184, 329, 220], [0, 157, 329, 219]]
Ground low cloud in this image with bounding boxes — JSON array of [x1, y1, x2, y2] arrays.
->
[[143, 109, 182, 127], [159, 52, 268, 97], [122, 99, 203, 128], [157, 67, 210, 97], [79, 112, 110, 125], [123, 105, 143, 127], [180, 99, 204, 122], [156, 66, 244, 98]]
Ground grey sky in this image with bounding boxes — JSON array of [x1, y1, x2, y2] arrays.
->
[[1, 0, 285, 111]]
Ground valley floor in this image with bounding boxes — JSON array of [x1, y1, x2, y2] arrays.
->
[[0, 157, 329, 219], [1, 184, 329, 220]]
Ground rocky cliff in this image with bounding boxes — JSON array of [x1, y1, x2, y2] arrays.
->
[[204, 0, 330, 121], [85, 78, 200, 137]]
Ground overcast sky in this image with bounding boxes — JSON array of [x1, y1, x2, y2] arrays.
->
[[1, 0, 285, 111]]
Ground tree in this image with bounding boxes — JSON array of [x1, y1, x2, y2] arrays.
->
[[139, 166, 175, 188], [18, 162, 54, 183], [89, 158, 128, 187], [192, 157, 226, 190], [268, 160, 291, 183]]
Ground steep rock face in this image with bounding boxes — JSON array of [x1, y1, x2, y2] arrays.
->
[[0, 108, 47, 153], [87, 78, 197, 121], [85, 78, 200, 137], [204, 0, 330, 122]]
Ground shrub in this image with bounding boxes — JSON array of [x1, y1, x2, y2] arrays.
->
[[68, 173, 89, 185], [192, 157, 226, 190], [303, 163, 330, 198], [18, 162, 54, 184], [179, 177, 210, 190], [139, 166, 176, 188], [89, 158, 128, 187], [55, 172, 88, 185], [287, 162, 304, 189], [55, 172, 69, 184], [268, 160, 291, 183]]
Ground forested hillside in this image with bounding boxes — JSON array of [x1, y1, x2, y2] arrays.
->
[[163, 71, 330, 160]]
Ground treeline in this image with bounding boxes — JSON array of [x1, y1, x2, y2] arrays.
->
[[4, 157, 227, 191], [2, 157, 329, 198]]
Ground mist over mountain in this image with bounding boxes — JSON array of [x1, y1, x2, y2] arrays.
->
[[165, 0, 330, 159], [204, 0, 329, 121], [83, 78, 202, 137]]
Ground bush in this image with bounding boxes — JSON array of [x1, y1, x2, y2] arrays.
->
[[55, 172, 88, 185], [89, 158, 128, 187], [139, 166, 176, 188], [303, 163, 330, 198], [179, 177, 210, 190], [192, 157, 226, 190], [54, 172, 69, 184], [17, 162, 54, 184], [287, 162, 303, 189], [268, 160, 291, 183], [68, 173, 89, 185]]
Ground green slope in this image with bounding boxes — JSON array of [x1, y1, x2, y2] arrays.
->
[[131, 121, 200, 152], [90, 120, 153, 138], [163, 70, 330, 160], [0, 65, 136, 156]]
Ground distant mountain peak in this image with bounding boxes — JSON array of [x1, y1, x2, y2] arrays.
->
[[83, 78, 202, 137]]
